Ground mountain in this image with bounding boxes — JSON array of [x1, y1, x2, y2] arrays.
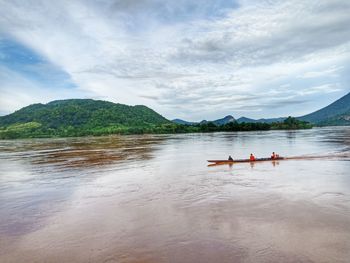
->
[[237, 116, 286, 124], [212, 115, 235, 125], [237, 91, 350, 126], [173, 115, 286, 125], [4, 92, 348, 139], [237, 117, 258, 123], [0, 99, 170, 138], [172, 115, 236, 126], [299, 92, 350, 124], [173, 92, 350, 126]]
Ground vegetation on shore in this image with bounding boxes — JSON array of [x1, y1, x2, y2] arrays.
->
[[0, 99, 312, 139]]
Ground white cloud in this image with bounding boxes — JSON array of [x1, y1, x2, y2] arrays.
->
[[298, 83, 342, 96], [299, 66, 343, 79], [0, 0, 349, 119]]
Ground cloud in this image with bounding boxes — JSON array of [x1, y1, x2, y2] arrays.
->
[[0, 0, 349, 119], [297, 83, 342, 96], [108, 0, 239, 24], [299, 66, 343, 79], [172, 1, 350, 64]]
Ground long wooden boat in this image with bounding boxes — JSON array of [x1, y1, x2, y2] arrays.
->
[[207, 157, 284, 165]]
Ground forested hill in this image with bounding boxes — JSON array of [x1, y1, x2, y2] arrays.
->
[[0, 99, 170, 138]]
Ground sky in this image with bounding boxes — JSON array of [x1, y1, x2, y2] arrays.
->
[[0, 0, 349, 121]]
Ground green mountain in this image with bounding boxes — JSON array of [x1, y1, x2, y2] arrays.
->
[[0, 99, 170, 138], [299, 92, 350, 125]]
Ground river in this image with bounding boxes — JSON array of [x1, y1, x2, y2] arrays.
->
[[1, 127, 350, 262]]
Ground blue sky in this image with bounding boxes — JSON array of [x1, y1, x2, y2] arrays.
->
[[0, 0, 349, 120]]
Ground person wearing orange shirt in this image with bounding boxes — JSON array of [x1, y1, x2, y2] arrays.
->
[[250, 153, 256, 161], [271, 152, 276, 159]]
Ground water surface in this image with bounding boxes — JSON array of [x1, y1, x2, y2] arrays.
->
[[1, 127, 350, 262]]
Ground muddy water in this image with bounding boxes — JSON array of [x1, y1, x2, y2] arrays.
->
[[0, 127, 350, 263]]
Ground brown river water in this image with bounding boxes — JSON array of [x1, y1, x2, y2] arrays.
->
[[0, 127, 350, 263]]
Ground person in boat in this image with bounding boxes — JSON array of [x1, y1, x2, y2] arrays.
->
[[228, 155, 234, 161], [250, 153, 256, 161], [271, 152, 276, 159]]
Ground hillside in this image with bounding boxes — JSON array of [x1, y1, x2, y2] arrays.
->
[[316, 111, 350, 126], [299, 92, 350, 124], [0, 99, 170, 138]]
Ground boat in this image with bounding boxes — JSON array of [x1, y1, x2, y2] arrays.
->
[[207, 157, 284, 165]]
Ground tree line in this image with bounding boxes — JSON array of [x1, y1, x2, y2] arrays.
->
[[0, 116, 312, 139]]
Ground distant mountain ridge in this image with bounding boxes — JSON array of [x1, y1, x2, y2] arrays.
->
[[213, 115, 236, 125], [202, 115, 236, 126], [172, 115, 236, 126], [237, 117, 286, 124], [173, 116, 286, 125], [171, 119, 196, 125], [172, 92, 350, 126], [298, 92, 350, 124]]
